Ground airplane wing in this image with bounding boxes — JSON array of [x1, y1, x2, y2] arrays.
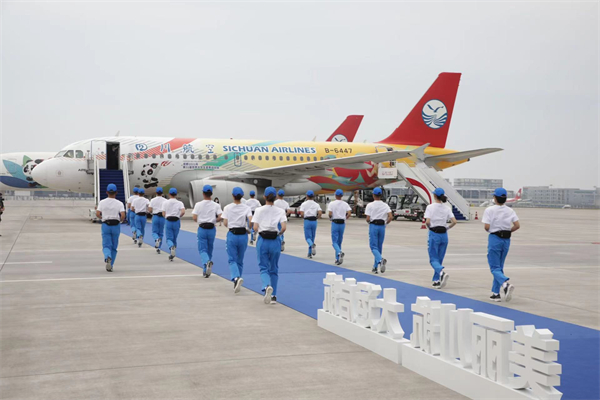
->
[[212, 145, 427, 184], [424, 148, 502, 168]]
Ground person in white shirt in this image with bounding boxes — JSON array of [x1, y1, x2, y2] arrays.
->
[[365, 187, 393, 273], [162, 188, 186, 261], [482, 188, 520, 302], [327, 189, 352, 265], [246, 190, 261, 244], [148, 187, 167, 253], [127, 187, 140, 243], [299, 190, 322, 258], [424, 188, 457, 289], [96, 184, 126, 272], [222, 187, 253, 293], [252, 187, 287, 304], [274, 189, 291, 251], [131, 188, 150, 248], [192, 184, 223, 278]]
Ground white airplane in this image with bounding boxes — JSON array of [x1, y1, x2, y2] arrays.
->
[[31, 74, 501, 209], [0, 152, 55, 191]]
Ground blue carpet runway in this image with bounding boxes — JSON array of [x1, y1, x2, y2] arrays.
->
[[121, 223, 599, 400]]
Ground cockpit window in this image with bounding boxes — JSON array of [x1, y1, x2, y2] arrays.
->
[[55, 151, 67, 158], [75, 150, 84, 158], [64, 150, 74, 158]]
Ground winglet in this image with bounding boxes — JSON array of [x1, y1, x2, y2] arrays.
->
[[326, 115, 364, 142], [408, 143, 429, 161]]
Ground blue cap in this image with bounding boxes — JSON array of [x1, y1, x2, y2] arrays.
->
[[494, 187, 507, 197], [138, 188, 145, 194], [156, 187, 163, 194], [232, 187, 244, 197], [203, 184, 213, 193], [373, 187, 383, 196], [133, 187, 139, 193], [335, 189, 343, 196], [433, 188, 445, 197], [169, 188, 177, 195], [250, 190, 256, 196], [107, 184, 117, 192], [265, 187, 277, 197], [306, 190, 315, 197], [278, 189, 285, 196]]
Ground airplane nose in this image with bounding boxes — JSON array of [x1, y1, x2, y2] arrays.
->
[[31, 159, 51, 187]]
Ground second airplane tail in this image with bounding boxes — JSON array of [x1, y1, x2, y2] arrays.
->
[[379, 72, 461, 149], [326, 115, 364, 142]]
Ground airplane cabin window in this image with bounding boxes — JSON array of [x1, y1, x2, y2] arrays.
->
[[279, 156, 283, 161], [144, 154, 148, 159], [168, 154, 172, 159], [64, 150, 74, 158], [258, 156, 262, 160], [136, 154, 140, 159], [190, 154, 195, 159], [175, 154, 180, 159], [265, 156, 269, 161], [152, 154, 156, 159], [183, 154, 187, 159], [160, 154, 164, 159], [293, 156, 297, 161], [75, 150, 84, 158], [206, 154, 210, 160], [300, 156, 303, 161], [251, 155, 255, 160], [314, 157, 317, 161], [213, 154, 216, 160], [244, 155, 248, 160], [286, 156, 290, 161]]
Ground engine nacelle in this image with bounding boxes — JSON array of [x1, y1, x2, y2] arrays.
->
[[189, 179, 258, 208]]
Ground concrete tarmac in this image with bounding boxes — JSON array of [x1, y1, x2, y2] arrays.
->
[[1, 201, 465, 400]]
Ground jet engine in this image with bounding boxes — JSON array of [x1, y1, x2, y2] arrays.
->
[[189, 179, 259, 208]]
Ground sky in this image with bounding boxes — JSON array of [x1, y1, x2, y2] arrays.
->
[[2, 1, 598, 191]]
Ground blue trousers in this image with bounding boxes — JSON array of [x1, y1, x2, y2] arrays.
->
[[331, 222, 345, 259], [304, 219, 317, 254], [277, 222, 283, 242], [128, 210, 137, 234], [257, 236, 281, 296], [135, 214, 147, 238], [165, 219, 181, 249], [428, 231, 448, 281], [369, 224, 386, 269], [101, 223, 120, 265], [227, 231, 248, 281], [152, 215, 165, 242], [197, 226, 216, 272], [488, 234, 510, 294]]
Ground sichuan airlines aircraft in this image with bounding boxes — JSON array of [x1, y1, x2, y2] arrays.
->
[[32, 73, 501, 207], [0, 152, 55, 191]]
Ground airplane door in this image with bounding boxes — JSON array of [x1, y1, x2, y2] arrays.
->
[[91, 140, 107, 169], [106, 142, 120, 170]]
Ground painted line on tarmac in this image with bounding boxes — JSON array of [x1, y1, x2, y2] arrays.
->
[[2, 261, 53, 265], [0, 274, 200, 283]]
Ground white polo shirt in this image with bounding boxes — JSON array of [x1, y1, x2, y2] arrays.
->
[[246, 198, 261, 212], [223, 203, 252, 229], [252, 205, 287, 232], [365, 200, 391, 222], [163, 198, 185, 218], [299, 200, 322, 218], [127, 195, 137, 208], [482, 205, 519, 233], [149, 196, 167, 215], [131, 196, 150, 214], [97, 198, 125, 222], [424, 203, 454, 228], [274, 199, 290, 212], [192, 200, 222, 224], [328, 200, 352, 220]]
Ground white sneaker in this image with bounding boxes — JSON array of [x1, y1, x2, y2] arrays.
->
[[502, 283, 515, 302], [138, 237, 143, 248], [380, 258, 387, 273], [170, 246, 176, 257], [264, 286, 273, 304], [338, 252, 345, 265], [205, 260, 213, 278], [234, 277, 244, 293], [105, 258, 112, 272], [311, 244, 316, 256], [439, 271, 449, 289]]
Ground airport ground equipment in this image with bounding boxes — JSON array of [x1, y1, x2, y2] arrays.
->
[[388, 194, 426, 221]]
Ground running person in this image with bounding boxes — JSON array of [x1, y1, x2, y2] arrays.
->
[[424, 188, 457, 289], [252, 187, 287, 304], [299, 190, 322, 258], [96, 184, 126, 272], [274, 189, 291, 251], [127, 187, 139, 243], [246, 190, 261, 244], [222, 187, 252, 293], [149, 187, 167, 253], [131, 188, 150, 248], [365, 187, 392, 273], [483, 188, 520, 302], [327, 189, 351, 265], [162, 188, 185, 261], [192, 185, 222, 278]]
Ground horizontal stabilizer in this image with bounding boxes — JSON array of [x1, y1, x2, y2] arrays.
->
[[424, 148, 502, 168]]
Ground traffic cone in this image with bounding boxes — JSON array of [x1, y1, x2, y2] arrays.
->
[[420, 218, 427, 229], [475, 211, 479, 220]]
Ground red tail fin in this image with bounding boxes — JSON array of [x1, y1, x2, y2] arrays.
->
[[516, 188, 522, 200], [326, 115, 364, 142], [378, 73, 461, 148]]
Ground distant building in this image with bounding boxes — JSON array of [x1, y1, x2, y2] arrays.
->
[[454, 188, 514, 206], [453, 178, 503, 190], [523, 186, 600, 208]]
